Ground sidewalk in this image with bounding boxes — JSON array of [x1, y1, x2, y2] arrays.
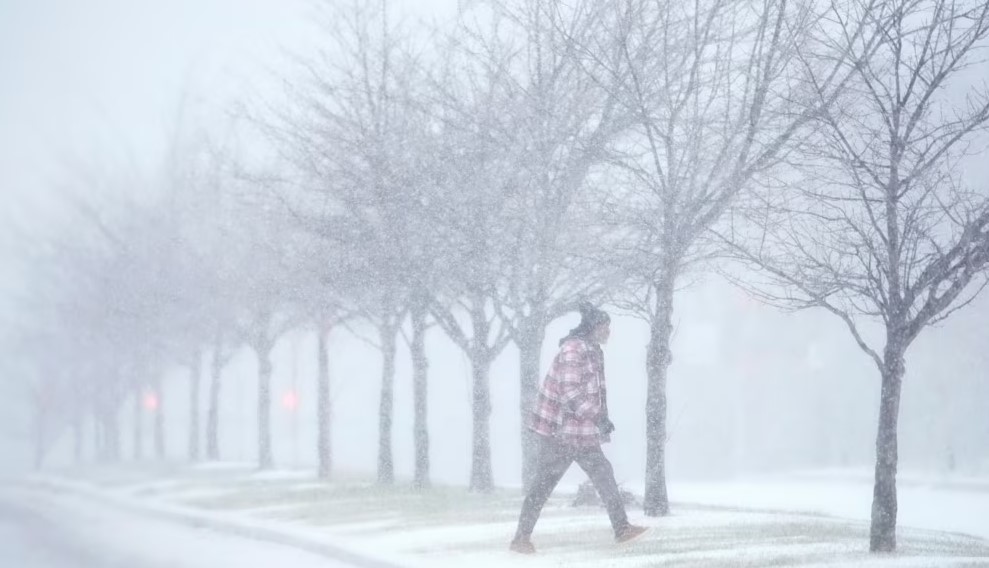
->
[[17, 464, 989, 568]]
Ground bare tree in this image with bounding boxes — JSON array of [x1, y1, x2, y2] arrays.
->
[[446, 0, 629, 491], [231, 193, 303, 471], [269, 0, 443, 487], [185, 348, 204, 461], [173, 135, 243, 460], [206, 325, 237, 461], [167, 137, 303, 471], [4, 105, 256, 469], [178, 140, 244, 464], [11, 165, 202, 465], [181, 145, 246, 463], [565, 0, 888, 515], [723, 0, 989, 551], [421, 15, 537, 492], [316, 322, 333, 478], [1, 324, 79, 470], [292, 222, 365, 479]]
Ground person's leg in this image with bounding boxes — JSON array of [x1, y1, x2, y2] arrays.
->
[[514, 438, 573, 541], [574, 445, 629, 534]]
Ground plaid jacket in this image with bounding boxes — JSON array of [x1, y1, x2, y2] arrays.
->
[[528, 337, 609, 446]]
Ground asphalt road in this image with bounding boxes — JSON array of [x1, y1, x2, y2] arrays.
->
[[0, 488, 363, 568], [0, 494, 135, 568]]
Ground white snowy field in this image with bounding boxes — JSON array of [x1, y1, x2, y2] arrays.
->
[[13, 464, 989, 567], [663, 475, 989, 543]]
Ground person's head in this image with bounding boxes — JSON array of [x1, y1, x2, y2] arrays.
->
[[560, 302, 611, 345]]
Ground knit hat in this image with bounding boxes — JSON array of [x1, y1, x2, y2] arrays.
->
[[559, 301, 611, 345]]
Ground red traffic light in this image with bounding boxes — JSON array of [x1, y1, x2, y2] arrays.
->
[[281, 390, 299, 412]]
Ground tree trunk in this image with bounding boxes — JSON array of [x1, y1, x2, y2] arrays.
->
[[207, 329, 224, 461], [377, 323, 398, 485], [870, 337, 906, 552], [93, 395, 118, 463], [188, 348, 202, 462], [73, 413, 84, 465], [469, 353, 494, 492], [153, 376, 166, 460], [644, 274, 675, 517], [32, 404, 46, 471], [518, 313, 545, 492], [133, 385, 143, 460], [93, 409, 103, 461], [410, 299, 430, 489], [103, 405, 121, 462], [257, 344, 274, 470], [316, 327, 332, 479]]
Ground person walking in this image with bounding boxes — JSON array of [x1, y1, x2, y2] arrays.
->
[[510, 303, 648, 554]]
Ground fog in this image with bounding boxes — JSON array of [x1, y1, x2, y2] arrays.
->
[[10, 277, 987, 482], [5, 0, 985, 479], [2, 0, 989, 564]]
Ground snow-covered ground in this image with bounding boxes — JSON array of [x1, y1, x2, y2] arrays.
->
[[665, 476, 989, 542], [14, 464, 989, 567]]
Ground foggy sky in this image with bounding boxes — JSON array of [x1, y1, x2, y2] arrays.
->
[[1, 0, 987, 481]]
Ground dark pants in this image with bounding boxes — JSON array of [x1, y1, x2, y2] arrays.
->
[[515, 437, 629, 539]]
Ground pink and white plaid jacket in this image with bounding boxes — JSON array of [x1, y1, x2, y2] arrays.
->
[[528, 337, 609, 446]]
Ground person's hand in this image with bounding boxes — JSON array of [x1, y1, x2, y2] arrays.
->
[[598, 416, 615, 435]]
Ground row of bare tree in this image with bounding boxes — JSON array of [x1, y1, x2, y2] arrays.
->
[[6, 0, 989, 553]]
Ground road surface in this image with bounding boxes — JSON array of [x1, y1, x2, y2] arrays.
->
[[0, 487, 360, 568], [0, 494, 136, 568]]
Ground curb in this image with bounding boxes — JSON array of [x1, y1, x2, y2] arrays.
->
[[16, 476, 416, 568]]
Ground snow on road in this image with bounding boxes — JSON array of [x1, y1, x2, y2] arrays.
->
[[13, 465, 989, 568], [0, 494, 133, 568], [0, 487, 364, 568]]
